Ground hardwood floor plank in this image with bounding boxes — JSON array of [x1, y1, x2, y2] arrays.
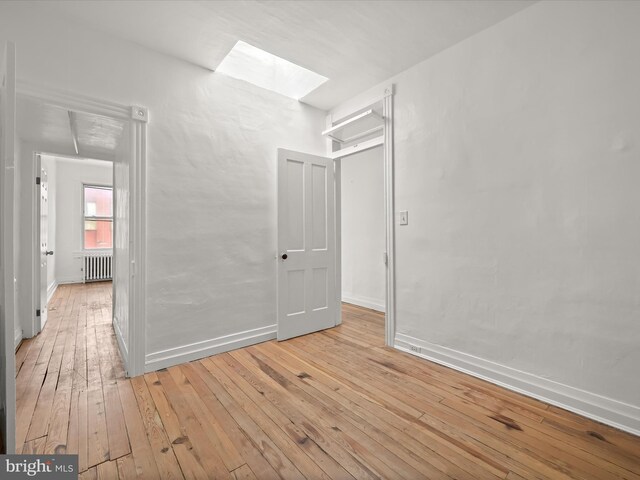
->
[[231, 464, 257, 480], [143, 372, 211, 480], [44, 369, 73, 454], [277, 340, 549, 480], [87, 387, 110, 468], [155, 369, 233, 479], [66, 390, 80, 460], [206, 353, 402, 480], [22, 436, 47, 455], [96, 460, 120, 480], [16, 372, 46, 452], [255, 341, 503, 480], [203, 356, 355, 480], [80, 466, 97, 480], [117, 380, 162, 479], [15, 284, 640, 479], [129, 376, 184, 480], [15, 338, 32, 376], [164, 366, 244, 472], [304, 333, 640, 478], [116, 455, 137, 480], [229, 348, 436, 480], [207, 356, 336, 480], [25, 368, 58, 441], [103, 382, 131, 460], [77, 389, 89, 472], [180, 363, 282, 480]]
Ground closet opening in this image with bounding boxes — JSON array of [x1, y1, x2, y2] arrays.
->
[[338, 143, 386, 344], [324, 87, 395, 347]]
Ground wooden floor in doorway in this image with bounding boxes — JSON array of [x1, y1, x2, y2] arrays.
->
[[15, 283, 640, 479]]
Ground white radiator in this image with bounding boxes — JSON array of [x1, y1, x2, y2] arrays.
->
[[83, 252, 113, 282]]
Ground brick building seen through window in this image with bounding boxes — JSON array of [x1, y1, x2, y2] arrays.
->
[[84, 185, 113, 250]]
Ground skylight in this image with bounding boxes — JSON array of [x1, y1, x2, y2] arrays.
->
[[216, 41, 328, 100]]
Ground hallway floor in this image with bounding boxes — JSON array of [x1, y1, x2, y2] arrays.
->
[[15, 283, 640, 479]]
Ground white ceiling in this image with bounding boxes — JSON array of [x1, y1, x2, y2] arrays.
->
[[36, 0, 535, 110], [18, 96, 125, 160]]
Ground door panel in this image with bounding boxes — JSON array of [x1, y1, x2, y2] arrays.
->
[[286, 160, 304, 251], [277, 149, 336, 341], [0, 41, 16, 454], [39, 168, 49, 329], [311, 164, 327, 250]]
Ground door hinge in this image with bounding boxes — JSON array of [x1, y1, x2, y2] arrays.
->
[[36, 176, 41, 185], [36, 309, 41, 317], [383, 252, 388, 265]]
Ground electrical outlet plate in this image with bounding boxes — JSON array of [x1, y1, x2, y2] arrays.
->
[[410, 344, 421, 354]]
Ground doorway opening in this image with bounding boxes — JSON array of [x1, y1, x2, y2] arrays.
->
[[34, 155, 114, 332], [327, 86, 395, 346], [12, 86, 147, 385], [275, 85, 394, 345]]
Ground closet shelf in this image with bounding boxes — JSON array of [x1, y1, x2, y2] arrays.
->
[[328, 136, 384, 159], [322, 108, 384, 143]]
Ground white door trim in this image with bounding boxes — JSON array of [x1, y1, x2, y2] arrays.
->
[[1, 40, 17, 454], [328, 84, 396, 346], [18, 80, 148, 377]]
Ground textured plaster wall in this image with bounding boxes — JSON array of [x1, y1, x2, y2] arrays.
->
[[340, 146, 385, 311], [335, 0, 640, 409], [0, 3, 326, 362]]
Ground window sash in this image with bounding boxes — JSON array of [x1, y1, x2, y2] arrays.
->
[[83, 185, 113, 250], [83, 184, 113, 218]]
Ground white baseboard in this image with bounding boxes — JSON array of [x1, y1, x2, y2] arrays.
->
[[145, 324, 277, 372], [342, 293, 385, 313], [14, 326, 22, 350], [113, 315, 129, 374], [46, 281, 58, 303], [57, 276, 83, 285], [395, 333, 640, 437]]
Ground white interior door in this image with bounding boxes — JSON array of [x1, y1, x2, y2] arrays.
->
[[0, 41, 17, 454], [39, 168, 49, 329], [277, 148, 336, 340]]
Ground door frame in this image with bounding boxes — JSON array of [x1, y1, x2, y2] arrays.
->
[[327, 84, 395, 346], [18, 80, 148, 377], [1, 40, 17, 454]]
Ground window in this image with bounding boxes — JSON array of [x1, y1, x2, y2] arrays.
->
[[83, 185, 113, 250], [216, 41, 328, 100]]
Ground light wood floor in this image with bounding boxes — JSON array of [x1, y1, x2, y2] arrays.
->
[[15, 283, 640, 479]]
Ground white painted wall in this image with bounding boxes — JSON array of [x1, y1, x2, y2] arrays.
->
[[52, 158, 113, 284], [40, 156, 57, 297], [0, 2, 326, 369], [333, 0, 640, 433], [340, 146, 385, 311]]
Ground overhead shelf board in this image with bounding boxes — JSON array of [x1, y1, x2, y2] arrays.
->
[[322, 108, 384, 144]]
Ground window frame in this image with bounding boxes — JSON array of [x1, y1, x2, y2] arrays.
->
[[82, 183, 114, 251]]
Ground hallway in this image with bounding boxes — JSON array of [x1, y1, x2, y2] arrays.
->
[[14, 283, 640, 479]]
